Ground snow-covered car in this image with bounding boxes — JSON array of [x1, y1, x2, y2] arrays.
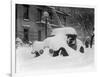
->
[[51, 27, 78, 50], [31, 27, 85, 57], [46, 27, 85, 56]]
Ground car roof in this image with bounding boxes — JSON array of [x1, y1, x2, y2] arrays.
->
[[51, 27, 77, 35]]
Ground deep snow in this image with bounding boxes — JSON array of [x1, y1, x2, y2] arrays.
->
[[16, 27, 94, 73], [16, 45, 94, 73]]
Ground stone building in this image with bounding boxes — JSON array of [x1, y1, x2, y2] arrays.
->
[[15, 4, 69, 43]]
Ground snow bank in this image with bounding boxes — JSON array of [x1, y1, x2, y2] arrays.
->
[[16, 27, 94, 73], [16, 37, 24, 48], [16, 37, 23, 44], [16, 45, 94, 73]]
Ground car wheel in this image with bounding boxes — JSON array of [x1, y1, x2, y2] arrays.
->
[[80, 46, 84, 53], [53, 50, 59, 57], [39, 49, 44, 54], [32, 51, 40, 57], [60, 47, 69, 56], [49, 49, 54, 54]]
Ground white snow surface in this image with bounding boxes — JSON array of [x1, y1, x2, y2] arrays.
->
[[51, 27, 77, 36], [16, 45, 94, 73], [16, 27, 94, 73]]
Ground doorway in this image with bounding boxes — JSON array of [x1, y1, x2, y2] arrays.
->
[[23, 28, 29, 43], [38, 30, 41, 41]]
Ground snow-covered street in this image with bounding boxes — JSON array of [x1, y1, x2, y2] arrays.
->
[[14, 4, 95, 76], [16, 45, 94, 73]]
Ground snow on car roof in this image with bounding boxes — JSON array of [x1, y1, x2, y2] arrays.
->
[[51, 27, 77, 35]]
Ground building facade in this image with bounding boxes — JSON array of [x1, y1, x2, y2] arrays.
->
[[16, 4, 68, 43]]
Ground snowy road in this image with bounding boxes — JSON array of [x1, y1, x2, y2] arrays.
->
[[16, 46, 94, 73]]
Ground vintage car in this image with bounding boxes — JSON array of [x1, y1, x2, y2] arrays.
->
[[31, 27, 85, 57], [49, 27, 85, 55]]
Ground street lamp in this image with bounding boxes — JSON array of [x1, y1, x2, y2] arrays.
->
[[42, 11, 49, 38]]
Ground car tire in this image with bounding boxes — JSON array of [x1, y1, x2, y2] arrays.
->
[[80, 46, 84, 53], [49, 49, 54, 54], [33, 51, 40, 57], [59, 47, 69, 56], [39, 49, 44, 54]]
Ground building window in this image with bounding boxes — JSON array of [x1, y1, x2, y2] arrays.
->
[[37, 8, 43, 21], [38, 30, 41, 41], [23, 28, 29, 43], [63, 15, 66, 25], [23, 4, 29, 20], [49, 12, 53, 23]]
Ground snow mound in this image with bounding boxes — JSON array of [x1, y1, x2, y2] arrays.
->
[[16, 44, 94, 73], [16, 27, 94, 72], [51, 27, 77, 36]]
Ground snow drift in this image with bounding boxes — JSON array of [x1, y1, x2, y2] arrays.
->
[[16, 27, 94, 73]]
